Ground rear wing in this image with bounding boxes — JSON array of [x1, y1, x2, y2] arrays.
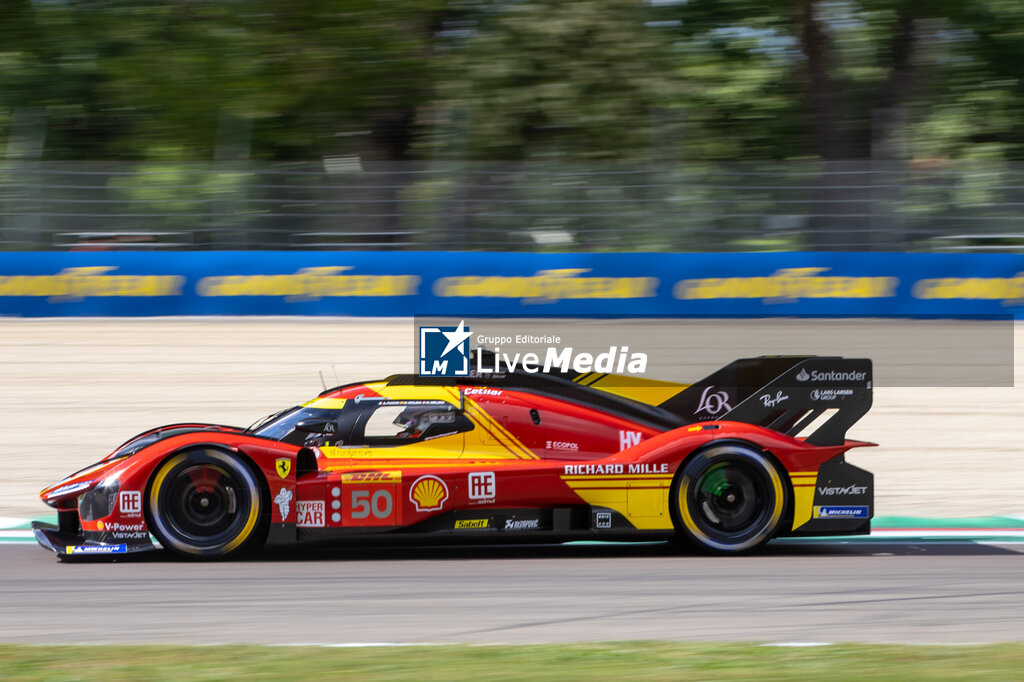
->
[[658, 357, 872, 446]]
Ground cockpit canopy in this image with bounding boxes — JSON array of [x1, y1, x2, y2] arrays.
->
[[248, 399, 471, 446]]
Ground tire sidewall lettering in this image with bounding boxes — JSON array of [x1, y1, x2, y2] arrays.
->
[[147, 449, 262, 557], [673, 445, 785, 553]]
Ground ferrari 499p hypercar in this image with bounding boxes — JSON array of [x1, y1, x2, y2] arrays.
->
[[34, 355, 875, 559]]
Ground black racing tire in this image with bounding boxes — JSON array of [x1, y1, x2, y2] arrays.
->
[[670, 443, 787, 554], [147, 448, 265, 559]]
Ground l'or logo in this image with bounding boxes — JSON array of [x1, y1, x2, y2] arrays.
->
[[695, 386, 731, 416], [275, 458, 292, 479]]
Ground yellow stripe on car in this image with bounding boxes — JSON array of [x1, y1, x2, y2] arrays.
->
[[584, 374, 689, 406], [560, 473, 674, 530], [301, 397, 348, 409], [789, 471, 818, 530]]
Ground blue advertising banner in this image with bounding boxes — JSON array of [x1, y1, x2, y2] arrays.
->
[[0, 251, 1021, 317]]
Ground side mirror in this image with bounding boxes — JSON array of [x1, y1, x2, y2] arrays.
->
[[294, 419, 337, 435]]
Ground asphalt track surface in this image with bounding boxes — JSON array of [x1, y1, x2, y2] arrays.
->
[[3, 317, 1023, 647], [3, 540, 1024, 645]]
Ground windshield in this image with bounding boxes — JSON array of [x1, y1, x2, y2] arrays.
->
[[249, 406, 345, 443], [246, 407, 298, 434]]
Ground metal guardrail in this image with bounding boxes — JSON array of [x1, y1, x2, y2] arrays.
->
[[3, 161, 1024, 251], [288, 231, 419, 249], [52, 231, 194, 250]]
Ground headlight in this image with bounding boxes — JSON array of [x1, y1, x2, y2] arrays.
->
[[44, 480, 94, 500], [78, 476, 121, 522]]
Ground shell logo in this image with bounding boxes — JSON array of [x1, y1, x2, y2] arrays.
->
[[410, 475, 449, 512]]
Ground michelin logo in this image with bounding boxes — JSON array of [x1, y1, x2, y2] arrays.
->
[[275, 487, 293, 520], [419, 320, 472, 377], [813, 506, 869, 519], [66, 544, 128, 554]]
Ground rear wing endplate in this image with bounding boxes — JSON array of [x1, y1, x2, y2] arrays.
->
[[658, 357, 872, 446]]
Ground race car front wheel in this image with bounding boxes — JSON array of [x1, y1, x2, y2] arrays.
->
[[147, 448, 265, 559], [670, 444, 786, 554]]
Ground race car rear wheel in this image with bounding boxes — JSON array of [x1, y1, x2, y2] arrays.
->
[[670, 444, 786, 554], [147, 448, 265, 559]]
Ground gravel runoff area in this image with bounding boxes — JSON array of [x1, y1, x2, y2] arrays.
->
[[1, 317, 1020, 520]]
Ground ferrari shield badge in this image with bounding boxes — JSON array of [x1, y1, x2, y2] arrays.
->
[[275, 458, 292, 479]]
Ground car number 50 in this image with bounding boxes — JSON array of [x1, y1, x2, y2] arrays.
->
[[350, 489, 393, 519]]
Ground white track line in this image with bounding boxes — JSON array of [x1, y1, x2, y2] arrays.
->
[[278, 642, 452, 648], [0, 531, 34, 539], [763, 642, 833, 647]]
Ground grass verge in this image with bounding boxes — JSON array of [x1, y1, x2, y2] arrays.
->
[[1, 642, 1023, 681]]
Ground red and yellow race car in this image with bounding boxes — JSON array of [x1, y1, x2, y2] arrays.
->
[[34, 355, 874, 559]]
